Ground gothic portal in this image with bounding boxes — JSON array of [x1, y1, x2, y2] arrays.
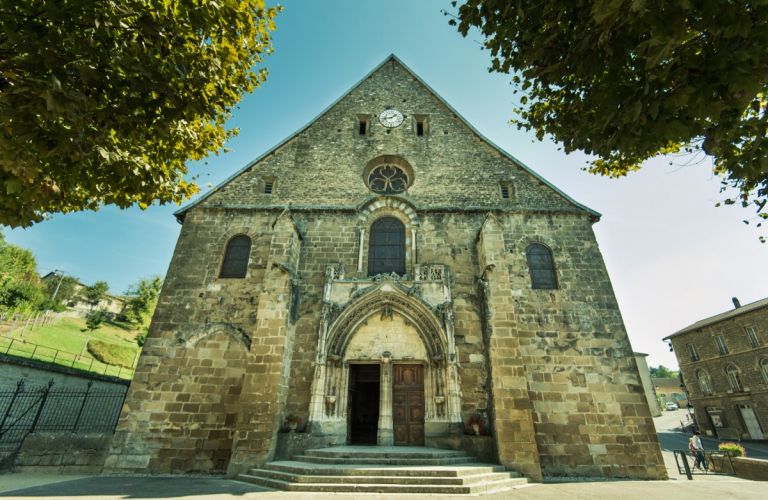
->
[[105, 55, 667, 482]]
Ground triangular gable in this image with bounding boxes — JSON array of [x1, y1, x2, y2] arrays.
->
[[175, 54, 601, 221]]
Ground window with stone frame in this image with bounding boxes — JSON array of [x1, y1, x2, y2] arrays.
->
[[725, 365, 743, 392], [714, 334, 729, 355], [526, 244, 558, 289], [746, 326, 761, 348], [761, 358, 768, 386], [696, 369, 712, 395], [219, 235, 251, 278], [687, 343, 699, 362], [368, 217, 406, 276], [367, 165, 410, 194]]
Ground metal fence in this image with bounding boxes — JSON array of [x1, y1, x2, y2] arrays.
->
[[0, 338, 135, 380], [0, 379, 127, 446], [673, 449, 736, 480]]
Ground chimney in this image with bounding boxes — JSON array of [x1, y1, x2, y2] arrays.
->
[[732, 297, 741, 309]]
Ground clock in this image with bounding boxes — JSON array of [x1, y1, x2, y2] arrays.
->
[[379, 109, 404, 128]]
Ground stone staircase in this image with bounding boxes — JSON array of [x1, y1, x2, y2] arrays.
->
[[237, 446, 529, 494]]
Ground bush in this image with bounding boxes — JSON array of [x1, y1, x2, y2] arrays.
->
[[718, 442, 746, 457], [87, 339, 138, 368]]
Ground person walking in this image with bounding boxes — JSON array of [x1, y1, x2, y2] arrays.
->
[[692, 431, 708, 471]]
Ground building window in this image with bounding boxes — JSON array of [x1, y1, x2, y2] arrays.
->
[[219, 235, 251, 278], [746, 326, 761, 348], [696, 370, 712, 395], [500, 182, 513, 199], [264, 182, 274, 195], [725, 365, 743, 392], [414, 115, 428, 136], [526, 244, 558, 289], [368, 217, 405, 276], [686, 343, 699, 362], [358, 114, 369, 135], [367, 165, 410, 194], [761, 358, 768, 385], [714, 335, 729, 355]]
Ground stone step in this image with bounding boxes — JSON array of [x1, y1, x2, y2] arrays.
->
[[238, 473, 529, 494], [253, 467, 516, 485], [264, 460, 507, 477], [303, 446, 470, 460], [293, 454, 477, 466]]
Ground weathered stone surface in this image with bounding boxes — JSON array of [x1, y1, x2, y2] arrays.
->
[[105, 55, 665, 481]]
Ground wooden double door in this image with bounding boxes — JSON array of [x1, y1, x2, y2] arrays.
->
[[393, 364, 425, 446]]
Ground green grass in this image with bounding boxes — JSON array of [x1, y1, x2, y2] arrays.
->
[[88, 339, 137, 368], [0, 316, 140, 379]]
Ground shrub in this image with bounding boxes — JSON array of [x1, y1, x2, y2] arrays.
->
[[87, 339, 138, 368], [718, 442, 746, 457]]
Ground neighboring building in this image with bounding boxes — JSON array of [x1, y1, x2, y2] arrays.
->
[[105, 55, 665, 481], [634, 353, 662, 416], [664, 297, 767, 441], [653, 377, 687, 408], [40, 272, 125, 317]]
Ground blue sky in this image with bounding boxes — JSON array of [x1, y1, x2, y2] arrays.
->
[[4, 1, 765, 369]]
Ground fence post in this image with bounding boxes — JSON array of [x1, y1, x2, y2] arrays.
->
[[5, 314, 20, 339], [20, 314, 33, 338], [29, 379, 54, 434], [0, 379, 25, 439], [30, 313, 39, 331], [72, 381, 93, 433]]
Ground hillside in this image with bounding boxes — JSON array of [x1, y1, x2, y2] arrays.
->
[[0, 315, 141, 379]]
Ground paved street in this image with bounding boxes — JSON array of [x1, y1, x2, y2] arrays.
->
[[0, 411, 764, 499]]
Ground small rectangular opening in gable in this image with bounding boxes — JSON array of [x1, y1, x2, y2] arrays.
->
[[414, 115, 428, 136], [357, 114, 369, 136], [263, 178, 276, 195], [499, 181, 513, 200]]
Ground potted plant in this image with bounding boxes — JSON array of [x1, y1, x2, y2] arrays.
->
[[285, 414, 302, 433], [466, 414, 484, 435], [718, 442, 746, 457]]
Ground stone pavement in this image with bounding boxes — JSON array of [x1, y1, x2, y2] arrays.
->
[[1, 412, 764, 498]]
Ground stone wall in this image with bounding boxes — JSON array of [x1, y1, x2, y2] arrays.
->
[[0, 354, 129, 391], [13, 433, 112, 474], [108, 56, 665, 481]]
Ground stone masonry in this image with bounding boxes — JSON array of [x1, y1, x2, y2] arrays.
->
[[105, 55, 666, 481]]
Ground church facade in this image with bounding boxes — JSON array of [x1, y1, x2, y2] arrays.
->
[[105, 56, 666, 482]]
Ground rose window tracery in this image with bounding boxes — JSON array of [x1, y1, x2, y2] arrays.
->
[[368, 165, 410, 194]]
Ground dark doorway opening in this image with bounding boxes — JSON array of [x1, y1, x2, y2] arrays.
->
[[347, 364, 380, 445]]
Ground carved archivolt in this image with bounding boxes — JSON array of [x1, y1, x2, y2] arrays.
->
[[325, 279, 447, 363]]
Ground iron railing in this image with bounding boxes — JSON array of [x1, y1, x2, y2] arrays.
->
[[673, 449, 736, 479], [0, 379, 127, 446], [0, 338, 134, 380]]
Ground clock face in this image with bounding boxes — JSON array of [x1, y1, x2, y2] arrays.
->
[[379, 109, 404, 128]]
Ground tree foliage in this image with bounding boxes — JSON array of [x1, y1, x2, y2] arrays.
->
[[85, 309, 105, 332], [0, 0, 281, 228], [84, 280, 110, 305], [649, 365, 679, 379], [123, 275, 163, 326], [42, 275, 79, 304], [450, 1, 768, 237]]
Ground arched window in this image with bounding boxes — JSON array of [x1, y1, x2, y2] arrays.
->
[[696, 370, 712, 395], [526, 244, 557, 289], [219, 235, 251, 278], [725, 365, 743, 392], [368, 217, 405, 276]]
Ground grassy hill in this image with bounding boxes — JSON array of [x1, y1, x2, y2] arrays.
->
[[0, 315, 141, 379]]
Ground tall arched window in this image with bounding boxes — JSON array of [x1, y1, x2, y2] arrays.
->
[[526, 244, 558, 289], [725, 365, 743, 392], [368, 217, 405, 276], [219, 235, 251, 278], [696, 370, 712, 395]]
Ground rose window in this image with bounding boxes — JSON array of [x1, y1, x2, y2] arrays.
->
[[367, 165, 410, 194]]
